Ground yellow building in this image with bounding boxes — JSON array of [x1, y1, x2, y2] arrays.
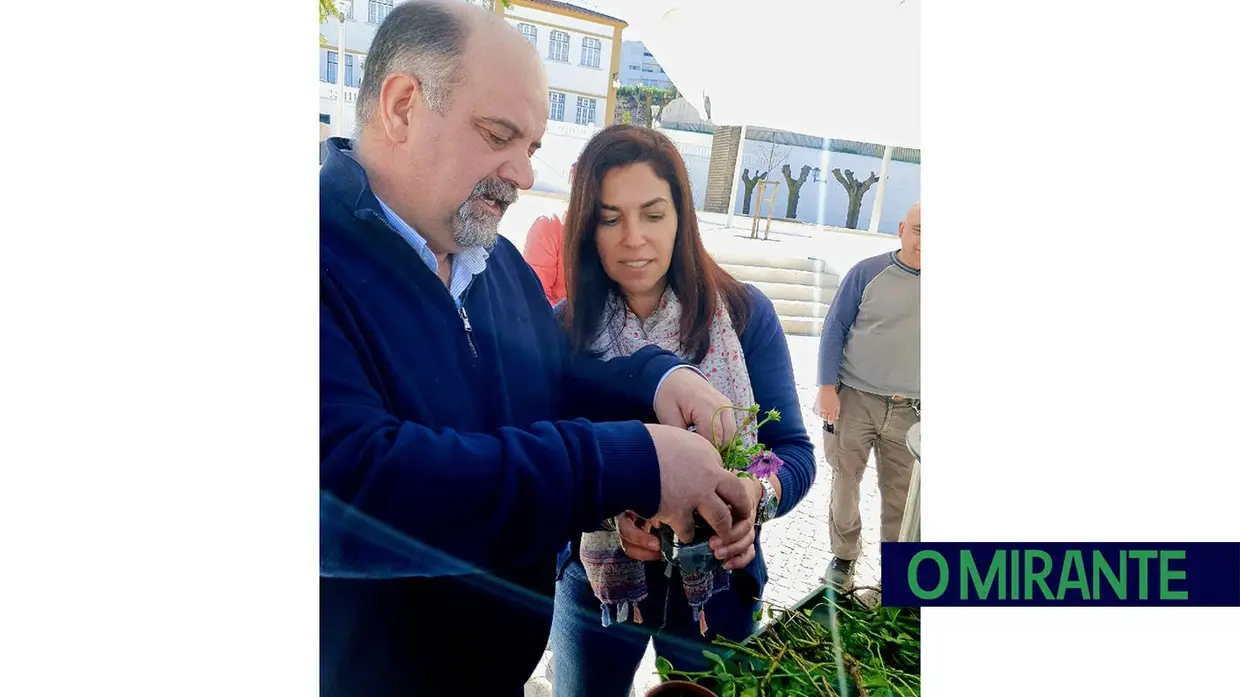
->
[[494, 0, 626, 127]]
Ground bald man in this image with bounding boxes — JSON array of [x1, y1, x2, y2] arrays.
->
[[319, 2, 754, 695], [814, 202, 921, 590]]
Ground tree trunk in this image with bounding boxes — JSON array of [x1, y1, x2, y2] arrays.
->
[[741, 169, 766, 215], [832, 168, 880, 230], [786, 183, 802, 218], [783, 164, 811, 219], [846, 195, 863, 229]]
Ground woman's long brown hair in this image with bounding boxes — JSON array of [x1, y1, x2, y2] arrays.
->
[[559, 124, 751, 363]]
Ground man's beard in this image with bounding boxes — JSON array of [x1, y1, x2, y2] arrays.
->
[[452, 178, 518, 249]]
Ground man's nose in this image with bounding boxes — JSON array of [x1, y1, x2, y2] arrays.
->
[[497, 156, 535, 191]]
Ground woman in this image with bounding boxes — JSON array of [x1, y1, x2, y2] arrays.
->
[[522, 162, 576, 306], [550, 125, 816, 696]]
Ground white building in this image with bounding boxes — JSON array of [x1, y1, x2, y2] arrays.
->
[[618, 40, 674, 90], [496, 0, 626, 128], [318, 0, 393, 138], [318, 0, 625, 143]]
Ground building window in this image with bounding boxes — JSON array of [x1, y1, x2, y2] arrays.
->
[[322, 49, 338, 83], [580, 37, 602, 69], [575, 96, 597, 126], [368, 0, 392, 25], [320, 114, 331, 125], [358, 57, 365, 85], [548, 30, 570, 62], [549, 92, 566, 121], [519, 23, 537, 47], [345, 2, 354, 19], [345, 55, 356, 87]]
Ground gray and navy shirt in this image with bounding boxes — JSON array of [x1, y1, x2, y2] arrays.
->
[[817, 251, 920, 399]]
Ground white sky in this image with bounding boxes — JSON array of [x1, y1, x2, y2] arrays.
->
[[574, 0, 645, 42]]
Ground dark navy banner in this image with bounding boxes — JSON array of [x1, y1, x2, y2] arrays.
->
[[880, 542, 1240, 607]]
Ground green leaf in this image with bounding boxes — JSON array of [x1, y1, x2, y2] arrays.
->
[[655, 656, 674, 680]]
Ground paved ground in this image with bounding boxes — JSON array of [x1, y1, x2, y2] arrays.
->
[[502, 193, 888, 697]]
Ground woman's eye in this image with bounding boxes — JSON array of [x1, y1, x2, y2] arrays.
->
[[599, 218, 619, 226], [646, 214, 664, 222]]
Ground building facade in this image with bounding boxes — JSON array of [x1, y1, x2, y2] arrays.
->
[[318, 0, 392, 138], [318, 0, 625, 143], [495, 0, 626, 128], [618, 40, 674, 90]]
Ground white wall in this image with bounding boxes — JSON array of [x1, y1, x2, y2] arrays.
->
[[503, 6, 613, 100], [661, 129, 713, 210], [528, 124, 712, 212], [530, 121, 599, 193], [319, 85, 360, 138], [730, 139, 920, 234]]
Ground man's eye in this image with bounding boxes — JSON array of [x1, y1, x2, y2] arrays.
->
[[487, 132, 509, 146]]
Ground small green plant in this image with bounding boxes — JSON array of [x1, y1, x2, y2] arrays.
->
[[711, 404, 784, 479]]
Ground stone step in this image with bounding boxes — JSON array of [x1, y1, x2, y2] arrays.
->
[[780, 315, 825, 337], [773, 298, 830, 319], [721, 263, 839, 289], [710, 248, 833, 274], [751, 280, 838, 305]]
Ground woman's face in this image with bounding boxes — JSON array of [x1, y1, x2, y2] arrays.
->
[[594, 162, 678, 307]]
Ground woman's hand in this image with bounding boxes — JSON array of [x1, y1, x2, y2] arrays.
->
[[616, 511, 663, 562]]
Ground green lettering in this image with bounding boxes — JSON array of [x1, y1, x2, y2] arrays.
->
[[1010, 549, 1020, 599], [1092, 550, 1126, 599], [909, 550, 949, 599], [1056, 550, 1090, 600], [1129, 550, 1158, 599], [961, 550, 1005, 600], [1023, 550, 1055, 600], [1159, 550, 1188, 600]]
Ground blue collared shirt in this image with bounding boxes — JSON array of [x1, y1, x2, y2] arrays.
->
[[373, 195, 490, 307]]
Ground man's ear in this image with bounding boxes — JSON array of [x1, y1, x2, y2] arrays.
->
[[378, 73, 422, 144]]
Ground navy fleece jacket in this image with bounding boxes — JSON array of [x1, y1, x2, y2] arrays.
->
[[319, 142, 699, 578], [319, 141, 724, 696]]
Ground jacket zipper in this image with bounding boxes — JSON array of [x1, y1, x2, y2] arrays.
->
[[458, 286, 478, 359], [367, 210, 479, 359]]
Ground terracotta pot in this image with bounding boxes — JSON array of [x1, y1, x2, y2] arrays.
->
[[644, 680, 719, 697]]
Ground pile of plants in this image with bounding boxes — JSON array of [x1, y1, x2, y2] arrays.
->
[[656, 586, 921, 697]]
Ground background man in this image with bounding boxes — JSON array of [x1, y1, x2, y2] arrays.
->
[[815, 201, 921, 590]]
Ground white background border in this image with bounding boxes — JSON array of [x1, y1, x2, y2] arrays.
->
[[2, 1, 1237, 695]]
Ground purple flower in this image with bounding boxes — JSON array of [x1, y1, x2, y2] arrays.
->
[[746, 451, 784, 478]]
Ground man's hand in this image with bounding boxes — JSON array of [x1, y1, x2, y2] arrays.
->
[[616, 511, 662, 562], [814, 385, 840, 425], [645, 424, 753, 548], [710, 477, 761, 570], [653, 368, 738, 447]]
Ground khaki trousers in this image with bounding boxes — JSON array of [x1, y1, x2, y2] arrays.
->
[[823, 384, 920, 560]]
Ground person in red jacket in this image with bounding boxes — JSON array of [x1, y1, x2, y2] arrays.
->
[[523, 162, 576, 306]]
